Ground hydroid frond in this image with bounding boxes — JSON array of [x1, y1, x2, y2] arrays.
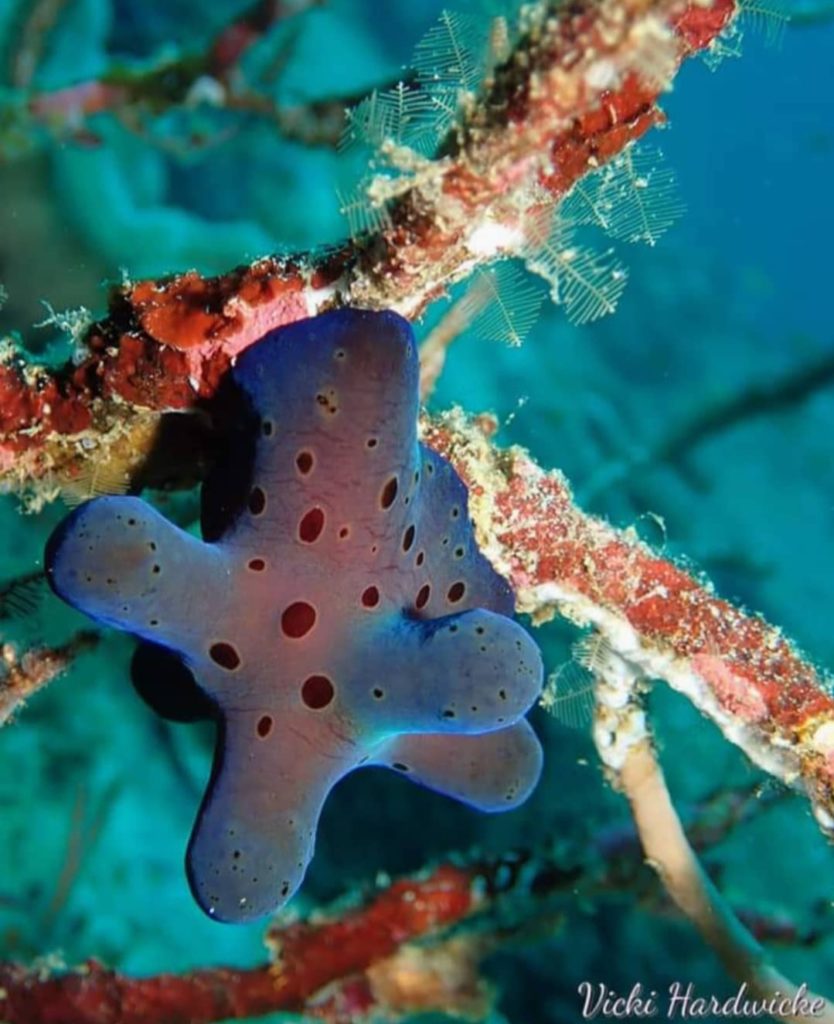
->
[[464, 263, 545, 346], [524, 219, 628, 325], [739, 0, 789, 46], [413, 10, 488, 93], [541, 661, 596, 730], [606, 146, 685, 247], [563, 145, 685, 247], [573, 632, 614, 677], [0, 571, 45, 620], [336, 182, 391, 240], [561, 178, 615, 233], [340, 85, 436, 154], [60, 461, 131, 508]]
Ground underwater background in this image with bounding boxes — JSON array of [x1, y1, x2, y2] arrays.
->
[[0, 0, 833, 1021]]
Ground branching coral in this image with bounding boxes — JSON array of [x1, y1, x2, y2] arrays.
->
[[0, 0, 734, 495], [6, 0, 333, 149], [422, 411, 834, 838], [0, 778, 827, 1024]]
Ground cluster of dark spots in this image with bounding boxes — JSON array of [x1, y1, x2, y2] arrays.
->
[[209, 642, 241, 671], [248, 557, 266, 572], [334, 348, 346, 361], [301, 675, 335, 709], [451, 506, 460, 520], [372, 687, 384, 700], [299, 507, 325, 543], [256, 714, 274, 738], [392, 762, 409, 773], [366, 437, 378, 449], [148, 541, 157, 552], [339, 526, 350, 540], [262, 419, 274, 437], [152, 564, 161, 575], [447, 581, 466, 603], [402, 525, 415, 552], [415, 551, 425, 567], [296, 451, 314, 474], [315, 388, 338, 414], [454, 546, 464, 559], [442, 708, 456, 719], [280, 881, 290, 897], [281, 601, 316, 639], [380, 476, 398, 509], [248, 486, 267, 516], [415, 584, 430, 610], [149, 619, 159, 627], [361, 586, 380, 608], [127, 518, 137, 527]]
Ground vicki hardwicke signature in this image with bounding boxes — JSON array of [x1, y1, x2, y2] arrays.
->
[[577, 981, 826, 1019]]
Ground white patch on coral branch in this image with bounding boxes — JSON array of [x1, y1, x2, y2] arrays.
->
[[465, 221, 524, 259]]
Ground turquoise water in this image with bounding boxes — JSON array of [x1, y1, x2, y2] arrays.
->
[[0, 1, 833, 1021]]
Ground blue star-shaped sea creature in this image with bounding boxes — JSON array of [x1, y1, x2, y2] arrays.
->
[[46, 308, 544, 922]]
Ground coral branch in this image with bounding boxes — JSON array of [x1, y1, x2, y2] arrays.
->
[[0, 0, 736, 496], [423, 410, 834, 839], [24, 0, 323, 135], [0, 630, 99, 725], [0, 864, 477, 1024]]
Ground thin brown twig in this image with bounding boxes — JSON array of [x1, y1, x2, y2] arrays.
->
[[621, 738, 833, 1022], [418, 275, 494, 402]]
